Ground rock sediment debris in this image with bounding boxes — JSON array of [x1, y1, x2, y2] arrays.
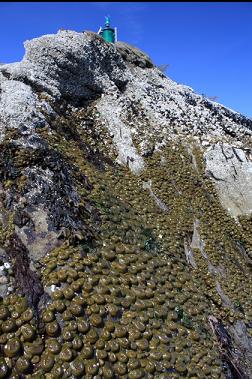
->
[[0, 29, 251, 378]]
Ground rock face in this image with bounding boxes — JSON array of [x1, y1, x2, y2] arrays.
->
[[205, 143, 252, 217], [115, 41, 154, 68], [0, 29, 252, 378]]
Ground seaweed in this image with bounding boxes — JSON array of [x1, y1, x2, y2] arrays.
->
[[140, 226, 160, 253], [175, 306, 193, 328], [6, 234, 45, 317]]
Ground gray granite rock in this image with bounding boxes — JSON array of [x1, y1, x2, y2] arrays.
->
[[205, 143, 252, 217]]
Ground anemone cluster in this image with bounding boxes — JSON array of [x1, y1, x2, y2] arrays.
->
[[0, 104, 251, 378], [0, 216, 223, 379]]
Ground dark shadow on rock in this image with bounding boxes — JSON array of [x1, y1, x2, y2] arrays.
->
[[6, 234, 44, 316]]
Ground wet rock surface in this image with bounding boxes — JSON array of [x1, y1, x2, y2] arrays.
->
[[0, 30, 251, 378]]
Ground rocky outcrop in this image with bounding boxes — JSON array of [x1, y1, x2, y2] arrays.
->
[[205, 143, 252, 217], [0, 29, 251, 378], [0, 31, 127, 101], [115, 41, 154, 68]]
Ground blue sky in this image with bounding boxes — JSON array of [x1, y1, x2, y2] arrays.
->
[[0, 2, 251, 118]]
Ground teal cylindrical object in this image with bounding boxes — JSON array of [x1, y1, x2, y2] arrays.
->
[[102, 28, 115, 43], [105, 16, 110, 28]]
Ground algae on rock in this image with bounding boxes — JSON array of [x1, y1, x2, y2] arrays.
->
[[0, 29, 251, 379]]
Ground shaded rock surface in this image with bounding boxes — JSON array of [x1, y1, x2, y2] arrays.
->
[[0, 29, 251, 378], [115, 41, 154, 68]]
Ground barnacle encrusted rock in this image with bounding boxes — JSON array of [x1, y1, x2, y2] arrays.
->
[[0, 29, 252, 378]]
